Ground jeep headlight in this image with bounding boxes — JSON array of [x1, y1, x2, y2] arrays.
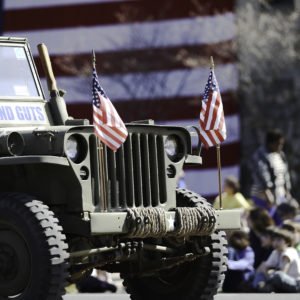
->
[[66, 135, 79, 161], [65, 134, 88, 163], [164, 135, 184, 162]]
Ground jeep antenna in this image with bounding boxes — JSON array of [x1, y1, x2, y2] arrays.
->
[[92, 50, 108, 212], [210, 56, 223, 210]]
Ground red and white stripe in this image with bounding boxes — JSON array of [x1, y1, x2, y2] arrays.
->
[[199, 90, 226, 147], [93, 92, 128, 152]]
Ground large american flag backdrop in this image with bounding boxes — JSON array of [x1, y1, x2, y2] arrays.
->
[[2, 0, 240, 201]]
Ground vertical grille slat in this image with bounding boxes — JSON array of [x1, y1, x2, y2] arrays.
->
[[141, 134, 151, 207], [132, 134, 143, 207], [124, 134, 135, 207], [157, 136, 167, 203], [149, 134, 160, 206], [107, 149, 118, 209], [116, 145, 126, 208]]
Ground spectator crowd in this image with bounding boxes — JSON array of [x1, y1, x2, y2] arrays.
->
[[215, 129, 300, 293]]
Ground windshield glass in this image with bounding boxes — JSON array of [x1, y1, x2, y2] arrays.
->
[[0, 45, 40, 98]]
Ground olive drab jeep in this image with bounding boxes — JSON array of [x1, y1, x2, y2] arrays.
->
[[0, 37, 240, 300]]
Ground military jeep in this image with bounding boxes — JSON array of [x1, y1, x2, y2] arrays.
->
[[0, 37, 240, 300]]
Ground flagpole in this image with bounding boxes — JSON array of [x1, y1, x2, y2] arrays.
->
[[216, 144, 223, 209], [93, 50, 108, 212], [210, 56, 223, 210]]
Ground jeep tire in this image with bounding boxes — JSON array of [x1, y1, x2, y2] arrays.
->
[[0, 193, 69, 300]]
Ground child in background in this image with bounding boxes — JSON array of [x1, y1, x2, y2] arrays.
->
[[273, 203, 297, 225], [259, 227, 274, 260], [254, 228, 300, 292], [214, 176, 251, 210], [248, 208, 274, 269], [282, 220, 300, 256], [222, 230, 255, 292]]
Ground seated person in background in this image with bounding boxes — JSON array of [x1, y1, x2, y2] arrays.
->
[[76, 269, 117, 293], [254, 228, 300, 293], [248, 208, 274, 269], [273, 203, 298, 225], [214, 176, 251, 210], [245, 226, 275, 291], [258, 227, 274, 261], [222, 230, 255, 293], [282, 221, 300, 256]]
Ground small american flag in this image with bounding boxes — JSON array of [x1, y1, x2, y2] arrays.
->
[[92, 65, 128, 151], [199, 69, 226, 147]]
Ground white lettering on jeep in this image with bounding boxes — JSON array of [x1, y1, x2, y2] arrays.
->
[[0, 102, 48, 125]]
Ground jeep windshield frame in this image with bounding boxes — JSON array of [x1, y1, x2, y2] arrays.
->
[[0, 37, 44, 101]]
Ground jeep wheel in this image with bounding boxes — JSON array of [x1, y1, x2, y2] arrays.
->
[[122, 189, 228, 300], [0, 193, 69, 300]]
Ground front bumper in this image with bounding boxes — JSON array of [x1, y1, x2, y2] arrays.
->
[[90, 209, 241, 236]]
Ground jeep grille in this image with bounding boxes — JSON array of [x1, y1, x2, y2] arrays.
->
[[105, 132, 167, 210]]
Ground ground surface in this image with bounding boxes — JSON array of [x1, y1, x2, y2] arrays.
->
[[63, 294, 300, 300], [64, 274, 300, 299]]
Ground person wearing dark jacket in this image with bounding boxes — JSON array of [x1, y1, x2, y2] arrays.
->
[[248, 208, 274, 269], [250, 129, 292, 216]]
